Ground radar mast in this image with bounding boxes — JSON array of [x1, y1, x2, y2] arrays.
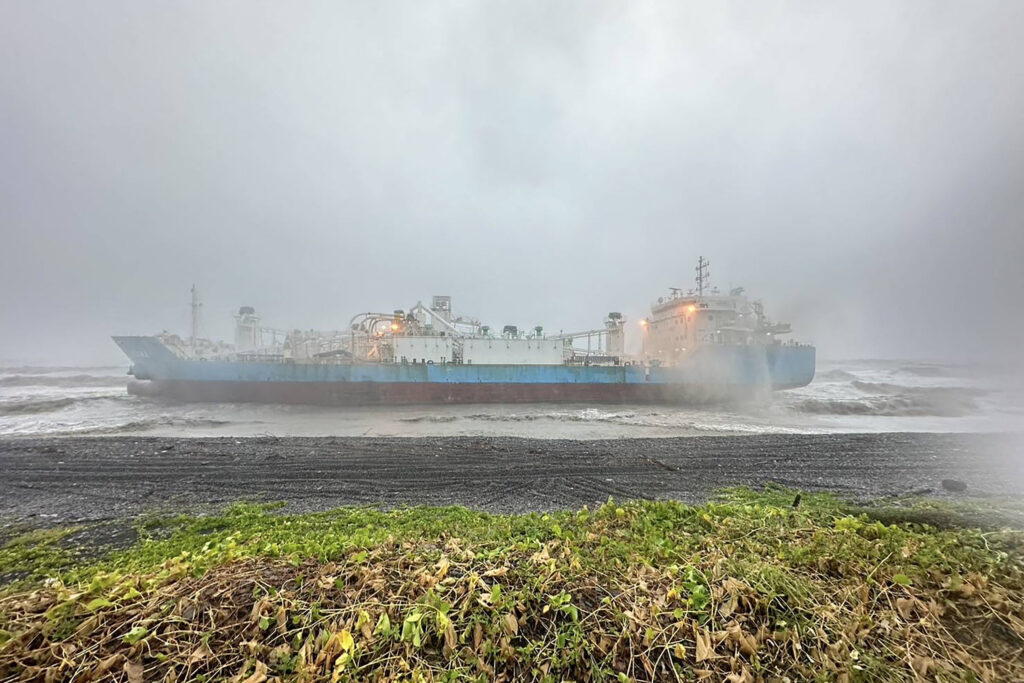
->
[[695, 256, 710, 296]]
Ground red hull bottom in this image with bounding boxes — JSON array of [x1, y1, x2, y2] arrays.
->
[[127, 380, 775, 406]]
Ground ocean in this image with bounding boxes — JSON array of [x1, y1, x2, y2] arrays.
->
[[0, 359, 1021, 439]]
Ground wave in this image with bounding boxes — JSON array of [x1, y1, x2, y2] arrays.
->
[[816, 369, 859, 381], [0, 397, 79, 415], [399, 410, 646, 426], [0, 394, 125, 416], [897, 364, 953, 377], [397, 411, 643, 426], [401, 409, 805, 434], [790, 392, 979, 417], [71, 417, 232, 435], [463, 410, 642, 424], [0, 365, 124, 375], [0, 374, 126, 388], [851, 380, 987, 397]]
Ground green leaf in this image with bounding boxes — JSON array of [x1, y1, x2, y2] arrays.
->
[[893, 574, 912, 587], [85, 598, 114, 611], [375, 612, 391, 637], [122, 626, 148, 644]]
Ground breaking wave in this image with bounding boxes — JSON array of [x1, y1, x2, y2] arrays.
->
[[0, 397, 79, 415], [395, 410, 808, 434], [851, 381, 987, 398], [0, 365, 123, 374], [0, 394, 127, 416], [0, 374, 126, 388], [69, 417, 233, 435], [790, 390, 980, 417], [897, 364, 953, 377], [816, 369, 859, 381], [463, 410, 641, 424]]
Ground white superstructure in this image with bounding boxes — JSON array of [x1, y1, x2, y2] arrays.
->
[[640, 257, 793, 365]]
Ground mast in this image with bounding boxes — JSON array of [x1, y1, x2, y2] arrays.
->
[[695, 256, 710, 296]]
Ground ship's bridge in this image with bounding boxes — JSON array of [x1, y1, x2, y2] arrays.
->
[[641, 257, 795, 366]]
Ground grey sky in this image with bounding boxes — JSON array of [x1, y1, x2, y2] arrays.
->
[[2, 1, 1022, 364]]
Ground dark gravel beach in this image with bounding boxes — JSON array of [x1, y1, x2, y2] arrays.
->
[[1, 432, 1021, 526]]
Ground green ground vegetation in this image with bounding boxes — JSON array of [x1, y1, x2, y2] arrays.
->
[[1, 489, 1022, 681]]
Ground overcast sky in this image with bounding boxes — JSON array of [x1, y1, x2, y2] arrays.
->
[[2, 1, 1022, 365]]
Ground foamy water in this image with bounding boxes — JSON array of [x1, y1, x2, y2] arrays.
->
[[0, 360, 1020, 438]]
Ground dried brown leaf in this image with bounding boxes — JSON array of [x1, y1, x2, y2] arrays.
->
[[483, 567, 509, 578], [502, 612, 519, 636], [123, 660, 144, 683], [240, 660, 268, 683], [896, 597, 916, 620], [94, 653, 125, 675], [694, 627, 717, 662], [444, 622, 457, 650], [189, 641, 214, 664]]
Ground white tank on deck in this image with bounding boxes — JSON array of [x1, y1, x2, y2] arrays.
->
[[394, 336, 455, 364], [463, 338, 566, 365]]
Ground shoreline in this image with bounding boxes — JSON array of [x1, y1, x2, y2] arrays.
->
[[2, 432, 1021, 526]]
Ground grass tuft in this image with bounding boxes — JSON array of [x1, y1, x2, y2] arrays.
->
[[1, 490, 1023, 681]]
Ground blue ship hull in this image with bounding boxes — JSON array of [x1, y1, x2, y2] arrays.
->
[[114, 336, 815, 405]]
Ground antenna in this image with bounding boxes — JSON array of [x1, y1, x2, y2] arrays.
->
[[190, 284, 202, 352], [695, 256, 710, 296]]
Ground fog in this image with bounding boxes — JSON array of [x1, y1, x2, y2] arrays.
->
[[2, 1, 1022, 365]]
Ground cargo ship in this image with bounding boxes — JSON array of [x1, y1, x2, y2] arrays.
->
[[114, 258, 814, 405]]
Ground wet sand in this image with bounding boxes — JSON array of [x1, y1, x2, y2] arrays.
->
[[1, 432, 1021, 526]]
